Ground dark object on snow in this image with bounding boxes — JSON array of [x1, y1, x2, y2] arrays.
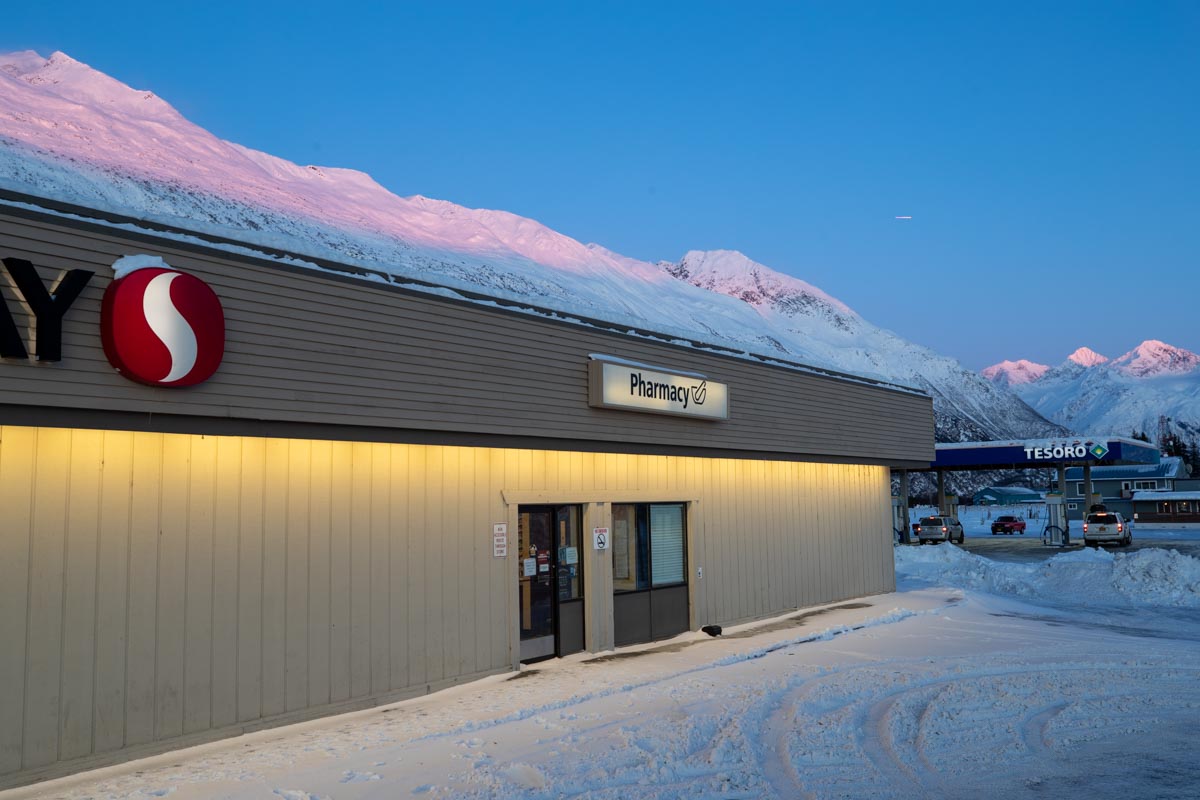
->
[[701, 625, 723, 637]]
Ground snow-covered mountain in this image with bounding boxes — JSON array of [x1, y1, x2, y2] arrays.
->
[[1110, 340, 1200, 378], [663, 251, 1064, 442], [998, 342, 1200, 442], [981, 359, 1049, 387], [1067, 347, 1110, 368], [982, 348, 1111, 388], [0, 50, 1064, 447]]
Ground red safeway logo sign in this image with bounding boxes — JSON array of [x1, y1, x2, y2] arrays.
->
[[101, 265, 225, 387]]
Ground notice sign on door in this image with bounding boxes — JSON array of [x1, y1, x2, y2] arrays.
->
[[593, 527, 610, 550], [493, 522, 508, 558]]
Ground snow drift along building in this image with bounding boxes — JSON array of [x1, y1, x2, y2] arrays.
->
[[0, 203, 934, 787]]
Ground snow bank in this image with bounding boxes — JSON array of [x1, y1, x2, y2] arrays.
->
[[896, 544, 1200, 608]]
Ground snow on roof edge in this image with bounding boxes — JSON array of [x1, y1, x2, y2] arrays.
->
[[1, 194, 930, 398], [1131, 491, 1200, 501]]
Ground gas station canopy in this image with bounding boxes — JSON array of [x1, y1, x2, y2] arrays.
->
[[930, 436, 1160, 472]]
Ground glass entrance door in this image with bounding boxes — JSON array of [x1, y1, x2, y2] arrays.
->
[[518, 505, 584, 662], [553, 506, 585, 657]]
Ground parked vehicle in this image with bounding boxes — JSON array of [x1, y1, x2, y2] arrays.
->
[[914, 515, 965, 544], [990, 515, 1027, 535], [1083, 512, 1132, 548]]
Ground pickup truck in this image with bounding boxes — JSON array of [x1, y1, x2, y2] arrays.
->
[[990, 515, 1027, 535]]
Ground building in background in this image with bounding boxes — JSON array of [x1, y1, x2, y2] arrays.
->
[[1130, 474, 1200, 527], [971, 486, 1044, 506], [1064, 457, 1190, 519]]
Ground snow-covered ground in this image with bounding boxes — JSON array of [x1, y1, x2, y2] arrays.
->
[[10, 540, 1199, 800]]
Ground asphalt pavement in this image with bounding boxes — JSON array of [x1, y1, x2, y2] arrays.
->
[[951, 529, 1200, 563]]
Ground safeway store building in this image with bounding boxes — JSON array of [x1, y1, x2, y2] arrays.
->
[[0, 201, 934, 787]]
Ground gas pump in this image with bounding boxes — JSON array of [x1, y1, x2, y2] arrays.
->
[[1043, 493, 1070, 546], [942, 493, 959, 519], [891, 495, 910, 544]]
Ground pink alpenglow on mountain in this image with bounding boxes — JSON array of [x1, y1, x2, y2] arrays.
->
[[664, 249, 854, 317], [1067, 347, 1110, 368], [981, 359, 1050, 386], [1111, 340, 1200, 378], [1012, 340, 1200, 438], [0, 50, 666, 281]]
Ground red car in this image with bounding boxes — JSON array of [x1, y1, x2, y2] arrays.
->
[[990, 515, 1027, 535]]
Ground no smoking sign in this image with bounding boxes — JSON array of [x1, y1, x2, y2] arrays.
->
[[593, 527, 609, 550]]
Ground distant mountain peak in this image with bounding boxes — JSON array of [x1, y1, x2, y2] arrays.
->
[[0, 49, 47, 78], [664, 249, 858, 331], [1067, 347, 1109, 367], [981, 359, 1049, 386], [1, 50, 181, 121], [1015, 340, 1200, 442], [673, 250, 851, 310], [1112, 340, 1200, 378]]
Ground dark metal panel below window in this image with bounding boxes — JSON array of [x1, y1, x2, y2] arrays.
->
[[558, 599, 585, 656], [614, 592, 652, 648], [650, 584, 690, 641]]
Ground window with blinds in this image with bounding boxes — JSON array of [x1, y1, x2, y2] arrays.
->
[[611, 502, 688, 591], [650, 503, 686, 587]]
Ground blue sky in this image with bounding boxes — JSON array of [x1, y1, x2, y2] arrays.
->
[[4, 1, 1198, 369]]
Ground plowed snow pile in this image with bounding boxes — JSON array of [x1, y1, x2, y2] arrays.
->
[[897, 543, 1200, 608]]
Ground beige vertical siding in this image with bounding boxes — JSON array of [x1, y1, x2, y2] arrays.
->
[[0, 425, 894, 787]]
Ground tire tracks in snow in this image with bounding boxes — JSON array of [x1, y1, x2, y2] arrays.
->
[[747, 656, 1200, 799]]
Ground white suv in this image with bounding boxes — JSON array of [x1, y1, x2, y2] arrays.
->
[[914, 515, 965, 545], [1083, 511, 1132, 548]]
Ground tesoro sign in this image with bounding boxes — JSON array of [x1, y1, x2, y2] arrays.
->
[[0, 253, 224, 387], [1023, 442, 1108, 461], [588, 357, 729, 420]]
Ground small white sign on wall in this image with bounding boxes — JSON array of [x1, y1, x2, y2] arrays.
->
[[593, 527, 610, 550], [493, 523, 508, 558]]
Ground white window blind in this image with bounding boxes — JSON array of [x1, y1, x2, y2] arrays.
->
[[650, 504, 685, 586]]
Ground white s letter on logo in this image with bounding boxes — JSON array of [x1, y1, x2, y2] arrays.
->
[[142, 272, 198, 383]]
